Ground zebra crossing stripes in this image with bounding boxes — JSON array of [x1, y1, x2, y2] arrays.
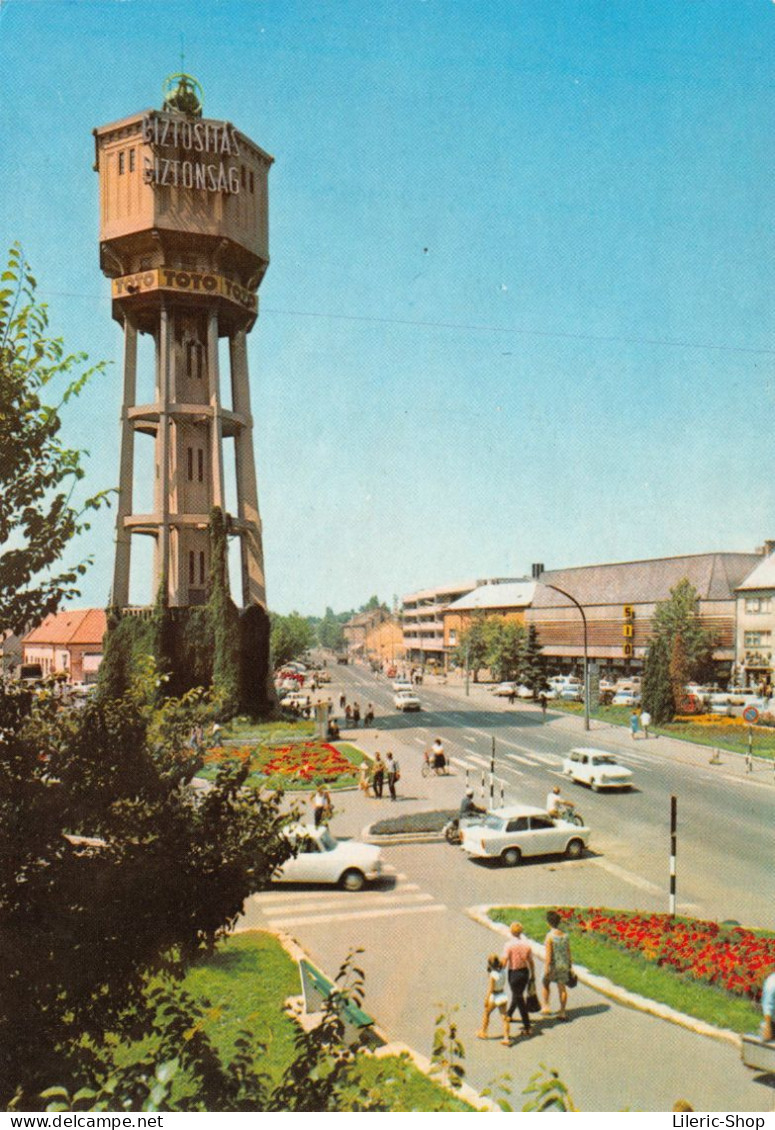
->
[[247, 871, 446, 929]]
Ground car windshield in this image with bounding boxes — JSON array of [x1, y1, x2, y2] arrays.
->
[[591, 755, 617, 765], [482, 814, 506, 831], [318, 828, 338, 852]]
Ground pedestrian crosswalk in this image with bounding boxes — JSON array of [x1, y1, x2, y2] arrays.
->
[[245, 870, 447, 930]]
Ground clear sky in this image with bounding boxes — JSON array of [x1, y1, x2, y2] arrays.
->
[[1, 0, 773, 616]]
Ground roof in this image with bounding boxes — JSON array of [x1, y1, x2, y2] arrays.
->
[[737, 552, 775, 592], [22, 608, 107, 648], [532, 553, 762, 608], [445, 580, 536, 613], [490, 805, 547, 818]]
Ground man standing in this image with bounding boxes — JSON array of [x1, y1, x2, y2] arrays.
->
[[386, 752, 400, 801], [640, 709, 652, 739], [372, 753, 385, 799], [502, 921, 535, 1043]]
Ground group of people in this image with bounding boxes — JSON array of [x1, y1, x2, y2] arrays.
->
[[359, 752, 401, 800], [478, 913, 574, 1045], [337, 695, 375, 728], [630, 708, 652, 739]]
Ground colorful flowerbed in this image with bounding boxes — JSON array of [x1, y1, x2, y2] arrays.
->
[[556, 908, 775, 1002], [203, 741, 359, 787]]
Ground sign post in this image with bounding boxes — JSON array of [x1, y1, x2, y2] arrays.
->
[[669, 795, 677, 917]]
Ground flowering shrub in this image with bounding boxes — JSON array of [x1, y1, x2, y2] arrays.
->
[[557, 908, 775, 1002], [205, 741, 356, 784]]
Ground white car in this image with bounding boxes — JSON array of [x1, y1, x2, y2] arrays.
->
[[562, 747, 633, 791], [394, 690, 421, 711], [492, 682, 517, 697], [612, 690, 640, 706], [274, 825, 383, 891], [461, 804, 590, 867], [392, 677, 413, 693]]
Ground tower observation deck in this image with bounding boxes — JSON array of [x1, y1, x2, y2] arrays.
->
[[94, 75, 273, 610]]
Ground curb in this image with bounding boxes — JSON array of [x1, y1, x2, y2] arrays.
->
[[466, 905, 742, 1050]]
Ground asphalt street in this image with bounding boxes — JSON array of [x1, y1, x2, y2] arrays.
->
[[238, 662, 775, 1112]]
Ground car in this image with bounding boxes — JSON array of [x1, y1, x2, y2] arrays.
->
[[562, 747, 633, 791], [394, 690, 421, 711], [460, 804, 590, 867], [557, 685, 583, 702], [612, 690, 640, 706], [280, 691, 312, 710], [273, 825, 383, 891], [392, 677, 413, 693], [491, 682, 517, 697]]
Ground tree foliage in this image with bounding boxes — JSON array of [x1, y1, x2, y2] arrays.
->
[[317, 606, 346, 652], [271, 611, 315, 669], [641, 579, 717, 723], [0, 667, 293, 1104], [0, 244, 111, 634], [455, 616, 545, 691]]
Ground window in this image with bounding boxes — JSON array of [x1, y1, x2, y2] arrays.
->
[[530, 817, 555, 830], [186, 340, 204, 379], [448, 629, 457, 645], [197, 448, 204, 483], [188, 551, 195, 586], [506, 817, 528, 832], [744, 631, 771, 648], [118, 150, 125, 174], [199, 551, 206, 585], [128, 148, 135, 173], [187, 447, 193, 481], [249, 170, 255, 193], [745, 597, 772, 614]]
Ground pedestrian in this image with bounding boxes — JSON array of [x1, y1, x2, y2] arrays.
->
[[431, 737, 446, 773], [358, 760, 372, 797], [345, 704, 353, 725], [539, 692, 547, 718], [364, 702, 375, 726], [630, 710, 639, 740], [508, 687, 516, 705], [502, 921, 535, 1043], [372, 753, 385, 798], [352, 702, 361, 726], [640, 709, 652, 739], [476, 954, 510, 1043], [339, 692, 346, 710], [311, 784, 331, 827], [760, 968, 775, 1042], [541, 909, 573, 1020], [386, 752, 400, 800]]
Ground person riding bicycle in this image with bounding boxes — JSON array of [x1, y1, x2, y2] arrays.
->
[[431, 737, 446, 773], [546, 785, 574, 819], [460, 787, 485, 820]]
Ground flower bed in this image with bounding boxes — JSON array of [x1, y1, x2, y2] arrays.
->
[[556, 908, 775, 1002], [201, 741, 362, 789]]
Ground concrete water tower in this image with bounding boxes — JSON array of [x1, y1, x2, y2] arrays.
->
[[93, 74, 273, 611]]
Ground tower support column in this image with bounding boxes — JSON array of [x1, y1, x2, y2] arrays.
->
[[112, 315, 137, 607], [230, 329, 267, 608]]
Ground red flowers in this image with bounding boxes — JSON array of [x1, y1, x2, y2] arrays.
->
[[204, 740, 355, 784], [557, 908, 775, 1002]]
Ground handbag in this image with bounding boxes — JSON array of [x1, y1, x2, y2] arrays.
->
[[525, 973, 540, 1013], [567, 969, 578, 989]]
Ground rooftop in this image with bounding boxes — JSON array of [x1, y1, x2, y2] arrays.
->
[[22, 608, 107, 647]]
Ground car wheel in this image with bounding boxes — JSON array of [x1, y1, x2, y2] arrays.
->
[[565, 838, 584, 859], [340, 868, 366, 892], [502, 847, 521, 867]]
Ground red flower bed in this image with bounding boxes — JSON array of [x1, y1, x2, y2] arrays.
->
[[557, 908, 775, 1002], [204, 741, 355, 784]]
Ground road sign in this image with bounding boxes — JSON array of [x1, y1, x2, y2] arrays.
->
[[743, 705, 759, 724]]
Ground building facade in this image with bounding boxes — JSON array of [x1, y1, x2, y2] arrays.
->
[[22, 609, 107, 684], [402, 578, 520, 667], [735, 548, 775, 690], [442, 580, 536, 650]]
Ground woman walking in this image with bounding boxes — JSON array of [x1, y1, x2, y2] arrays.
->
[[541, 910, 572, 1020], [476, 955, 510, 1043], [502, 921, 535, 1043]]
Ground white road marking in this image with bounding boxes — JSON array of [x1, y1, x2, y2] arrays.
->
[[466, 753, 491, 768], [414, 737, 427, 746], [505, 752, 536, 767], [257, 891, 437, 915], [591, 857, 663, 894], [267, 903, 448, 928]]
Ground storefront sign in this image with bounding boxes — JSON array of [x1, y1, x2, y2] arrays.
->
[[112, 268, 257, 313], [141, 112, 241, 194]]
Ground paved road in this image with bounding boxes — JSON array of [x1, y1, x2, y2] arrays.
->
[[240, 663, 775, 1112]]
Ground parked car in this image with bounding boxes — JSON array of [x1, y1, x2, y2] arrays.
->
[[492, 682, 517, 697], [460, 804, 590, 867], [394, 690, 421, 712], [562, 747, 633, 791], [516, 684, 535, 699], [274, 825, 383, 891], [557, 685, 584, 702], [612, 689, 641, 706], [676, 693, 705, 715]]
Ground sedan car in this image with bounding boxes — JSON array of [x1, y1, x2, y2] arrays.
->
[[392, 677, 413, 693], [274, 825, 383, 891], [491, 682, 517, 697], [394, 690, 421, 711], [612, 690, 640, 706], [461, 804, 590, 867], [562, 747, 633, 791]]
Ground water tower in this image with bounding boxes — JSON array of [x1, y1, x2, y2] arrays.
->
[[93, 75, 272, 611]]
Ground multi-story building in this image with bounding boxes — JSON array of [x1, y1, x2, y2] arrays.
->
[[442, 580, 536, 651], [529, 551, 764, 679], [402, 578, 519, 667], [735, 547, 775, 690]]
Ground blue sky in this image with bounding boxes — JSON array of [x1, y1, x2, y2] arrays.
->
[[1, 0, 773, 615]]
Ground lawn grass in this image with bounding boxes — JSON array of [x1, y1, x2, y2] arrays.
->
[[196, 742, 365, 791], [551, 701, 775, 761], [221, 718, 316, 742], [179, 932, 474, 1110], [488, 906, 763, 1034]]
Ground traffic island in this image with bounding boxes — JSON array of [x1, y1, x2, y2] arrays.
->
[[363, 809, 458, 845]]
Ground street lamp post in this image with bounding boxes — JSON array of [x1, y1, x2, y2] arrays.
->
[[544, 582, 590, 731]]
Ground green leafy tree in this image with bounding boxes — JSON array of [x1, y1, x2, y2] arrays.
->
[[0, 668, 292, 1105], [486, 620, 526, 683], [0, 244, 111, 634], [318, 606, 345, 652], [455, 615, 490, 682], [641, 579, 716, 723], [641, 634, 674, 724], [271, 611, 315, 669]]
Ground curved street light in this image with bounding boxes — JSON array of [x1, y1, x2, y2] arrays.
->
[[542, 582, 590, 731]]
